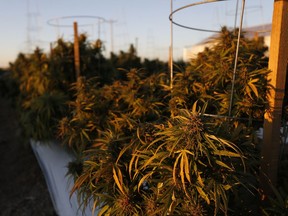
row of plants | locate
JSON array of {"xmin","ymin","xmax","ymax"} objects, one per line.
[
  {"xmin": 1, "ymin": 27, "xmax": 287, "ymax": 215},
  {"xmin": 5, "ymin": 35, "xmax": 171, "ymax": 141}
]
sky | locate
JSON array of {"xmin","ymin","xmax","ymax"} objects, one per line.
[{"xmin": 0, "ymin": 0, "xmax": 273, "ymax": 68}]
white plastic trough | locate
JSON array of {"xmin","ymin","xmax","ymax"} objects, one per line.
[{"xmin": 30, "ymin": 140, "xmax": 98, "ymax": 216}]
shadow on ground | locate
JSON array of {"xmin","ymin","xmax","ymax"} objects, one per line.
[{"xmin": 0, "ymin": 97, "xmax": 57, "ymax": 216}]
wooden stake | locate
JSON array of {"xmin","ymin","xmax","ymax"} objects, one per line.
[
  {"xmin": 74, "ymin": 22, "xmax": 80, "ymax": 79},
  {"xmin": 261, "ymin": 0, "xmax": 288, "ymax": 195}
]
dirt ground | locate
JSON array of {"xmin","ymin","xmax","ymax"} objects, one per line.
[{"xmin": 0, "ymin": 97, "xmax": 57, "ymax": 216}]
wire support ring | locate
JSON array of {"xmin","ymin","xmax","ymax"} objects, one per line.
[
  {"xmin": 47, "ymin": 15, "xmax": 107, "ymax": 28},
  {"xmin": 169, "ymin": 0, "xmax": 227, "ymax": 33}
]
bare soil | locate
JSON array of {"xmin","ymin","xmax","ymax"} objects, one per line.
[{"xmin": 0, "ymin": 97, "xmax": 57, "ymax": 216}]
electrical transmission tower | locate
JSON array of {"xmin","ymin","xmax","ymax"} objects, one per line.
[{"xmin": 26, "ymin": 0, "xmax": 41, "ymax": 53}]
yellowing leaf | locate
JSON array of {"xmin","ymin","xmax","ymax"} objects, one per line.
[
  {"xmin": 172, "ymin": 191, "xmax": 176, "ymax": 201},
  {"xmin": 248, "ymin": 79, "xmax": 259, "ymax": 97},
  {"xmin": 182, "ymin": 151, "xmax": 191, "ymax": 183},
  {"xmin": 214, "ymin": 150, "xmax": 241, "ymax": 157},
  {"xmin": 98, "ymin": 204, "xmax": 110, "ymax": 216},
  {"xmin": 173, "ymin": 153, "xmax": 182, "ymax": 184},
  {"xmin": 113, "ymin": 167, "xmax": 125, "ymax": 195},
  {"xmin": 223, "ymin": 184, "xmax": 232, "ymax": 190},
  {"xmin": 196, "ymin": 186, "xmax": 210, "ymax": 204},
  {"xmin": 197, "ymin": 172, "xmax": 204, "ymax": 187},
  {"xmin": 215, "ymin": 160, "xmax": 233, "ymax": 171}
]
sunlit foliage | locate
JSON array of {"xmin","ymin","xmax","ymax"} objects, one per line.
[{"xmin": 6, "ymin": 27, "xmax": 286, "ymax": 215}]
